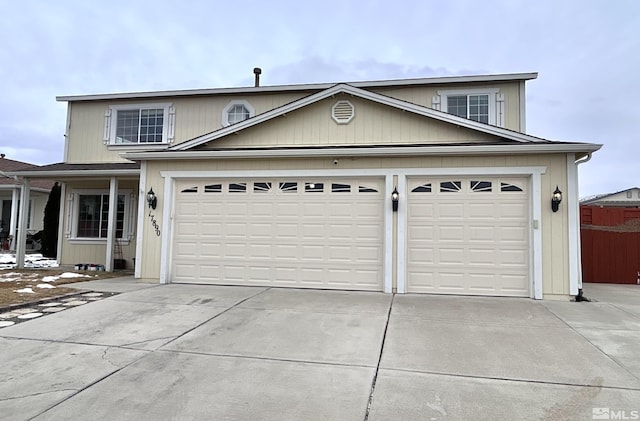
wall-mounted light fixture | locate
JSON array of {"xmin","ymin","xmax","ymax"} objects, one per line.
[
  {"xmin": 551, "ymin": 185, "xmax": 562, "ymax": 212},
  {"xmin": 147, "ymin": 188, "xmax": 157, "ymax": 210},
  {"xmin": 392, "ymin": 187, "xmax": 399, "ymax": 212}
]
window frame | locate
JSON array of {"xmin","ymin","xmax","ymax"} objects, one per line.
[
  {"xmin": 437, "ymin": 88, "xmax": 500, "ymax": 126},
  {"xmin": 104, "ymin": 103, "xmax": 174, "ymax": 147},
  {"xmin": 68, "ymin": 189, "xmax": 134, "ymax": 244},
  {"xmin": 222, "ymin": 100, "xmax": 255, "ymax": 127}
]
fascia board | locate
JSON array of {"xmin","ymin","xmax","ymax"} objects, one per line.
[
  {"xmin": 6, "ymin": 169, "xmax": 141, "ymax": 178},
  {"xmin": 124, "ymin": 142, "xmax": 603, "ymax": 161},
  {"xmin": 56, "ymin": 72, "xmax": 538, "ymax": 102}
]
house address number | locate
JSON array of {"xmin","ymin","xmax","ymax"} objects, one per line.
[{"xmin": 148, "ymin": 211, "xmax": 161, "ymax": 236}]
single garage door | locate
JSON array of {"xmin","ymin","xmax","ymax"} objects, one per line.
[
  {"xmin": 172, "ymin": 178, "xmax": 384, "ymax": 290},
  {"xmin": 407, "ymin": 177, "xmax": 530, "ymax": 296}
]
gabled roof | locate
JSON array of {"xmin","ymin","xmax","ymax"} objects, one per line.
[
  {"xmin": 170, "ymin": 83, "xmax": 556, "ymax": 152},
  {"xmin": 0, "ymin": 156, "xmax": 54, "ymax": 190},
  {"xmin": 581, "ymin": 187, "xmax": 640, "ymax": 205},
  {"xmin": 56, "ymin": 72, "xmax": 539, "ymax": 102}
]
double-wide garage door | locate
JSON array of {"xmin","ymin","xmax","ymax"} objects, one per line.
[{"xmin": 172, "ymin": 178, "xmax": 384, "ymax": 290}]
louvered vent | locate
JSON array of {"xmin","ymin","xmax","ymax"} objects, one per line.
[{"xmin": 331, "ymin": 100, "xmax": 355, "ymax": 124}]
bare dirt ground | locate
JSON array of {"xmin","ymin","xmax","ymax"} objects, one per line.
[{"xmin": 0, "ymin": 269, "xmax": 130, "ymax": 307}]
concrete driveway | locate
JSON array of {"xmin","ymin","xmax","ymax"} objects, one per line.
[{"xmin": 1, "ymin": 279, "xmax": 639, "ymax": 420}]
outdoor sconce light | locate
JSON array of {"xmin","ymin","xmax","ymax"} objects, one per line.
[
  {"xmin": 392, "ymin": 187, "xmax": 399, "ymax": 212},
  {"xmin": 147, "ymin": 188, "xmax": 157, "ymax": 210},
  {"xmin": 551, "ymin": 185, "xmax": 562, "ymax": 212}
]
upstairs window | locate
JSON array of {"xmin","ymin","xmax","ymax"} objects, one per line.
[
  {"xmin": 447, "ymin": 95, "xmax": 489, "ymax": 124},
  {"xmin": 222, "ymin": 100, "xmax": 255, "ymax": 127},
  {"xmin": 436, "ymin": 88, "xmax": 501, "ymax": 126},
  {"xmin": 104, "ymin": 103, "xmax": 174, "ymax": 145}
]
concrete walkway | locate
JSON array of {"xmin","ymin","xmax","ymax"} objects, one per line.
[{"xmin": 0, "ymin": 279, "xmax": 638, "ymax": 420}]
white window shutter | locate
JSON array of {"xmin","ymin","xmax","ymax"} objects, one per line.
[
  {"xmin": 66, "ymin": 193, "xmax": 75, "ymax": 238},
  {"xmin": 432, "ymin": 95, "xmax": 441, "ymax": 111},
  {"xmin": 103, "ymin": 108, "xmax": 112, "ymax": 143},
  {"xmin": 496, "ymin": 93, "xmax": 505, "ymax": 127},
  {"xmin": 168, "ymin": 106, "xmax": 176, "ymax": 141}
]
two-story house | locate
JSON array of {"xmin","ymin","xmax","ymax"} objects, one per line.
[{"xmin": 10, "ymin": 71, "xmax": 601, "ymax": 300}]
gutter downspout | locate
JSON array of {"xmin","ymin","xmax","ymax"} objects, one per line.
[{"xmin": 574, "ymin": 152, "xmax": 592, "ymax": 302}]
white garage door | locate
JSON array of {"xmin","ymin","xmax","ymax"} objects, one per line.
[
  {"xmin": 407, "ymin": 177, "xmax": 530, "ymax": 296},
  {"xmin": 172, "ymin": 178, "xmax": 384, "ymax": 290}
]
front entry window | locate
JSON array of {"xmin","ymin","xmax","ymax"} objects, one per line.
[{"xmin": 77, "ymin": 194, "xmax": 125, "ymax": 238}]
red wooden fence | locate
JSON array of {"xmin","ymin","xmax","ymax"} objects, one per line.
[{"xmin": 580, "ymin": 206, "xmax": 640, "ymax": 284}]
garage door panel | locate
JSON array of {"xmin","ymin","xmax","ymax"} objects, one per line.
[
  {"xmin": 172, "ymin": 178, "xmax": 383, "ymax": 291},
  {"xmin": 438, "ymin": 226, "xmax": 464, "ymax": 241},
  {"xmin": 468, "ymin": 203, "xmax": 496, "ymax": 219},
  {"xmin": 469, "ymin": 249, "xmax": 497, "ymax": 265},
  {"xmin": 437, "ymin": 203, "xmax": 465, "ymax": 218},
  {"xmin": 438, "ymin": 248, "xmax": 465, "ymax": 264},
  {"xmin": 201, "ymin": 202, "xmax": 223, "ymax": 217},
  {"xmin": 408, "ymin": 176, "xmax": 529, "ymax": 297},
  {"xmin": 469, "ymin": 226, "xmax": 496, "ymax": 242},
  {"xmin": 302, "ymin": 245, "xmax": 325, "ymax": 260},
  {"xmin": 408, "ymin": 203, "xmax": 434, "ymax": 218},
  {"xmin": 251, "ymin": 202, "xmax": 274, "ymax": 216}
]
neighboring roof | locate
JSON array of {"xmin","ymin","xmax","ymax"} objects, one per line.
[
  {"xmin": 6, "ymin": 162, "xmax": 141, "ymax": 178},
  {"xmin": 160, "ymin": 83, "xmax": 599, "ymax": 153},
  {"xmin": 0, "ymin": 156, "xmax": 54, "ymax": 190},
  {"xmin": 581, "ymin": 187, "xmax": 640, "ymax": 205},
  {"xmin": 56, "ymin": 72, "xmax": 539, "ymax": 102}
]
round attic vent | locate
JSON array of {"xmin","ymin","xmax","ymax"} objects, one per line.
[{"xmin": 332, "ymin": 100, "xmax": 355, "ymax": 124}]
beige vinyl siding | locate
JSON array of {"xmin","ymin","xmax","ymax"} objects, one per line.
[
  {"xmin": 204, "ymin": 96, "xmax": 501, "ymax": 149},
  {"xmin": 372, "ymin": 81, "xmax": 522, "ymax": 131},
  {"xmin": 172, "ymin": 92, "xmax": 306, "ymax": 141},
  {"xmin": 64, "ymin": 82, "xmax": 523, "ymax": 164},
  {"xmin": 65, "ymin": 93, "xmax": 308, "ymax": 164},
  {"xmin": 141, "ymin": 153, "xmax": 570, "ymax": 298}
]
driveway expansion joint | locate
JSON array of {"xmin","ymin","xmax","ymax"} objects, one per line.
[
  {"xmin": 363, "ymin": 293, "xmax": 394, "ymax": 421},
  {"xmin": 377, "ymin": 367, "xmax": 640, "ymax": 392}
]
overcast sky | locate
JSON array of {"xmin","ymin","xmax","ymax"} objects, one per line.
[{"xmin": 1, "ymin": 0, "xmax": 638, "ymax": 197}]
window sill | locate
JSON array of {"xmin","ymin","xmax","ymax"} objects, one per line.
[
  {"xmin": 106, "ymin": 143, "xmax": 170, "ymax": 151},
  {"xmin": 68, "ymin": 238, "xmax": 131, "ymax": 245}
]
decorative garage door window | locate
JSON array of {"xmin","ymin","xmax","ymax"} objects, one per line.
[
  {"xmin": 440, "ymin": 181, "xmax": 462, "ymax": 192},
  {"xmin": 500, "ymin": 182, "xmax": 523, "ymax": 192},
  {"xmin": 177, "ymin": 180, "xmax": 381, "ymax": 195},
  {"xmin": 205, "ymin": 184, "xmax": 222, "ymax": 193},
  {"xmin": 470, "ymin": 181, "xmax": 492, "ymax": 192},
  {"xmin": 411, "ymin": 183, "xmax": 432, "ymax": 193}
]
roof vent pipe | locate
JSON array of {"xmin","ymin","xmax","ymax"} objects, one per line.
[{"xmin": 253, "ymin": 67, "xmax": 262, "ymax": 87}]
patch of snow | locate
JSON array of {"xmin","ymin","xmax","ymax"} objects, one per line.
[
  {"xmin": 59, "ymin": 272, "xmax": 90, "ymax": 279},
  {"xmin": 0, "ymin": 321, "xmax": 15, "ymax": 327},
  {"xmin": 41, "ymin": 276, "xmax": 59, "ymax": 283},
  {"xmin": 14, "ymin": 287, "xmax": 35, "ymax": 293},
  {"xmin": 1, "ymin": 272, "xmax": 21, "ymax": 277},
  {"xmin": 0, "ymin": 253, "xmax": 59, "ymax": 269},
  {"xmin": 17, "ymin": 313, "xmax": 43, "ymax": 319},
  {"xmin": 37, "ymin": 284, "xmax": 56, "ymax": 289},
  {"xmin": 0, "ymin": 277, "xmax": 20, "ymax": 283}
]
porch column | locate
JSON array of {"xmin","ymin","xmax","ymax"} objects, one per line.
[
  {"xmin": 16, "ymin": 179, "xmax": 30, "ymax": 269},
  {"xmin": 105, "ymin": 177, "xmax": 118, "ymax": 272},
  {"xmin": 9, "ymin": 187, "xmax": 19, "ymax": 249}
]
